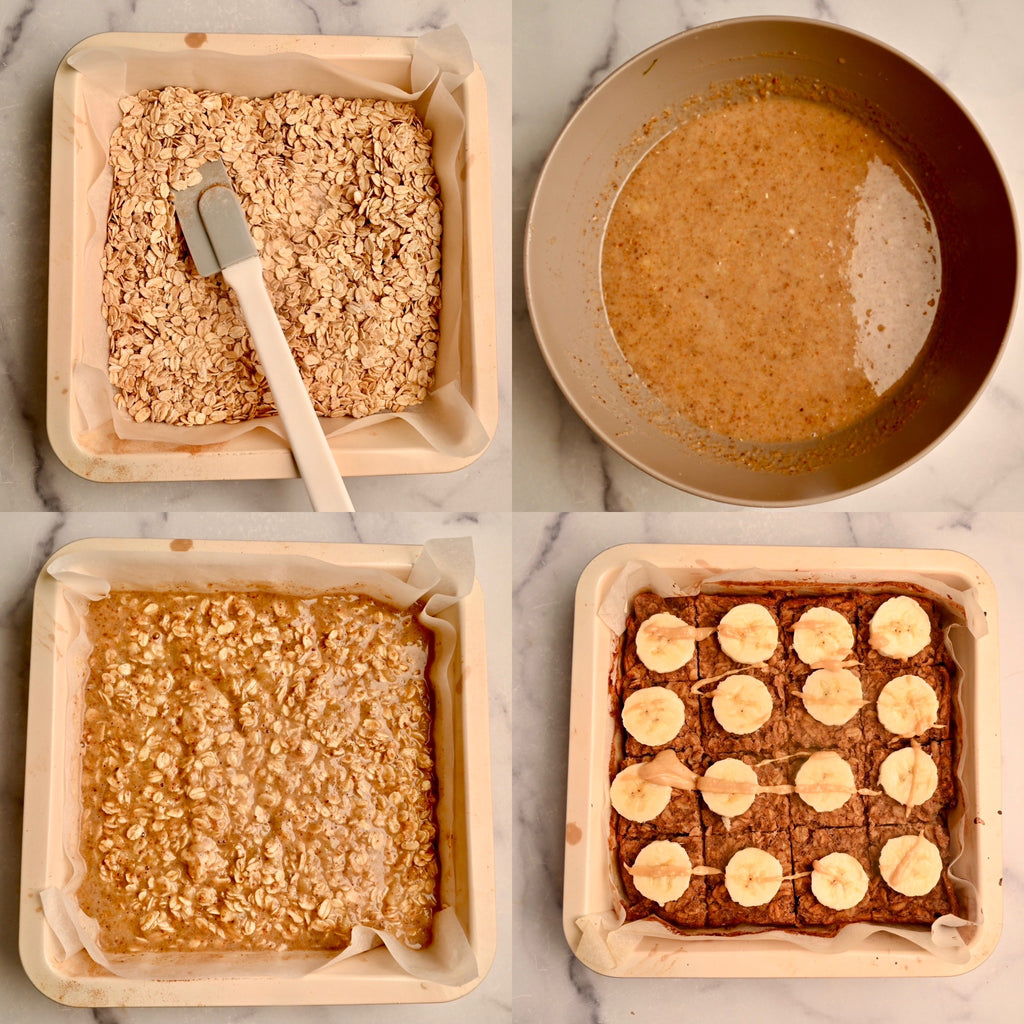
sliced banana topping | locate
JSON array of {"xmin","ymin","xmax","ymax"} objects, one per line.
[
  {"xmin": 869, "ymin": 596, "xmax": 931, "ymax": 659},
  {"xmin": 699, "ymin": 757, "xmax": 759, "ymax": 818},
  {"xmin": 792, "ymin": 607, "xmax": 855, "ymax": 667},
  {"xmin": 636, "ymin": 612, "xmax": 699, "ymax": 673},
  {"xmin": 878, "ymin": 743, "xmax": 938, "ymax": 808},
  {"xmin": 711, "ymin": 674, "xmax": 774, "ymax": 734},
  {"xmin": 610, "ymin": 762, "xmax": 672, "ymax": 822},
  {"xmin": 717, "ymin": 603, "xmax": 779, "ymax": 664},
  {"xmin": 628, "ymin": 840, "xmax": 693, "ymax": 905},
  {"xmin": 810, "ymin": 852, "xmax": 870, "ymax": 910},
  {"xmin": 878, "ymin": 833, "xmax": 943, "ymax": 896},
  {"xmin": 622, "ymin": 686, "xmax": 686, "ymax": 746},
  {"xmin": 876, "ymin": 675, "xmax": 940, "ymax": 737},
  {"xmin": 794, "ymin": 751, "xmax": 856, "ymax": 812},
  {"xmin": 724, "ymin": 847, "xmax": 783, "ymax": 907},
  {"xmin": 800, "ymin": 668, "xmax": 864, "ymax": 726}
]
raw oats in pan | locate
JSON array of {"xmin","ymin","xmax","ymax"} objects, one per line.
[
  {"xmin": 76, "ymin": 589, "xmax": 439, "ymax": 953},
  {"xmin": 102, "ymin": 87, "xmax": 442, "ymax": 426}
]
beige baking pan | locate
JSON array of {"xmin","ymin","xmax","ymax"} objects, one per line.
[
  {"xmin": 48, "ymin": 32, "xmax": 497, "ymax": 482},
  {"xmin": 20, "ymin": 538, "xmax": 496, "ymax": 1006},
  {"xmin": 564, "ymin": 544, "xmax": 1001, "ymax": 977}
]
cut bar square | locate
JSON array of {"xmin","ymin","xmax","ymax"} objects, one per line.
[
  {"xmin": 705, "ymin": 830, "xmax": 795, "ymax": 929},
  {"xmin": 857, "ymin": 593, "xmax": 942, "ymax": 672},
  {"xmin": 698, "ymin": 666, "xmax": 793, "ymax": 759},
  {"xmin": 788, "ymin": 751, "xmax": 868, "ymax": 830},
  {"xmin": 615, "ymin": 756, "xmax": 704, "ymax": 838},
  {"xmin": 866, "ymin": 739, "xmax": 958, "ymax": 827},
  {"xmin": 695, "ymin": 593, "xmax": 784, "ymax": 680},
  {"xmin": 860, "ymin": 663, "xmax": 954, "ymax": 749},
  {"xmin": 699, "ymin": 753, "xmax": 790, "ymax": 835},
  {"xmin": 867, "ymin": 822, "xmax": 959, "ymax": 924},
  {"xmin": 791, "ymin": 825, "xmax": 880, "ymax": 928},
  {"xmin": 617, "ymin": 828, "xmax": 708, "ymax": 928}
]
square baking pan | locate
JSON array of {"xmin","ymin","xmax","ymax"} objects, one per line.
[
  {"xmin": 564, "ymin": 544, "xmax": 1002, "ymax": 977},
  {"xmin": 20, "ymin": 538, "xmax": 495, "ymax": 1006},
  {"xmin": 47, "ymin": 32, "xmax": 497, "ymax": 482}
]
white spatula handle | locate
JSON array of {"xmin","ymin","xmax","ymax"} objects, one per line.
[{"xmin": 222, "ymin": 257, "xmax": 353, "ymax": 513}]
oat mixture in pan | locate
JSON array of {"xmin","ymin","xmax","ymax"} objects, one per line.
[
  {"xmin": 611, "ymin": 589, "xmax": 960, "ymax": 933},
  {"xmin": 103, "ymin": 87, "xmax": 442, "ymax": 425},
  {"xmin": 77, "ymin": 590, "xmax": 439, "ymax": 953}
]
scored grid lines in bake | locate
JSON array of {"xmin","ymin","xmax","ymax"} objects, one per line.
[{"xmin": 611, "ymin": 589, "xmax": 959, "ymax": 931}]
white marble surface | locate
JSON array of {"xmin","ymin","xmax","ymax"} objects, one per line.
[{"xmin": 1, "ymin": 0, "xmax": 1022, "ymax": 1022}]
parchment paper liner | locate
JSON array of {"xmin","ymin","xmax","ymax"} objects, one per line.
[
  {"xmin": 39, "ymin": 538, "xmax": 478, "ymax": 985},
  {"xmin": 69, "ymin": 25, "xmax": 489, "ymax": 461},
  {"xmin": 574, "ymin": 559, "xmax": 983, "ymax": 970}
]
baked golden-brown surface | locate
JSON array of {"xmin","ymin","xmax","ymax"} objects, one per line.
[{"xmin": 610, "ymin": 589, "xmax": 960, "ymax": 934}]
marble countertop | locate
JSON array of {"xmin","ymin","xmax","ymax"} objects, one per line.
[{"xmin": 2, "ymin": 0, "xmax": 1021, "ymax": 1021}]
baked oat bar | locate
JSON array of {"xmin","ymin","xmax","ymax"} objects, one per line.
[
  {"xmin": 857, "ymin": 593, "xmax": 942, "ymax": 672},
  {"xmin": 791, "ymin": 825, "xmax": 879, "ymax": 928},
  {"xmin": 860, "ymin": 663, "xmax": 953, "ymax": 749},
  {"xmin": 617, "ymin": 828, "xmax": 707, "ymax": 928},
  {"xmin": 704, "ymin": 830, "xmax": 796, "ymax": 929},
  {"xmin": 614, "ymin": 756, "xmax": 704, "ymax": 838},
  {"xmin": 698, "ymin": 753, "xmax": 791, "ymax": 835},
  {"xmin": 867, "ymin": 822, "xmax": 959, "ymax": 924},
  {"xmin": 866, "ymin": 739, "xmax": 958, "ymax": 827},
  {"xmin": 611, "ymin": 586, "xmax": 962, "ymax": 937}
]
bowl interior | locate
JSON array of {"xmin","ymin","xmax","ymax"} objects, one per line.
[{"xmin": 524, "ymin": 17, "xmax": 1018, "ymax": 505}]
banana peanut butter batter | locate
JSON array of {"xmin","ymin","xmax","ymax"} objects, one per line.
[{"xmin": 602, "ymin": 89, "xmax": 941, "ymax": 444}]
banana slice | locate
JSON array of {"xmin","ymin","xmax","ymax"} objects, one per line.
[
  {"xmin": 794, "ymin": 751, "xmax": 856, "ymax": 812},
  {"xmin": 878, "ymin": 744, "xmax": 938, "ymax": 807},
  {"xmin": 717, "ymin": 603, "xmax": 779, "ymax": 663},
  {"xmin": 792, "ymin": 607, "xmax": 855, "ymax": 666},
  {"xmin": 711, "ymin": 674, "xmax": 774, "ymax": 734},
  {"xmin": 629, "ymin": 840, "xmax": 693, "ymax": 905},
  {"xmin": 810, "ymin": 852, "xmax": 870, "ymax": 910},
  {"xmin": 876, "ymin": 675, "xmax": 939, "ymax": 737},
  {"xmin": 622, "ymin": 686, "xmax": 686, "ymax": 746},
  {"xmin": 878, "ymin": 834, "xmax": 943, "ymax": 897},
  {"xmin": 610, "ymin": 762, "xmax": 672, "ymax": 822},
  {"xmin": 724, "ymin": 847, "xmax": 783, "ymax": 907},
  {"xmin": 699, "ymin": 757, "xmax": 759, "ymax": 818},
  {"xmin": 636, "ymin": 612, "xmax": 697, "ymax": 673},
  {"xmin": 801, "ymin": 668, "xmax": 863, "ymax": 725},
  {"xmin": 869, "ymin": 596, "xmax": 931, "ymax": 659}
]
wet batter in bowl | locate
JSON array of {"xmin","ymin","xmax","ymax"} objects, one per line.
[{"xmin": 601, "ymin": 88, "xmax": 941, "ymax": 444}]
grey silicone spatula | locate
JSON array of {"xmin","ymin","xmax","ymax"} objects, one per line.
[{"xmin": 172, "ymin": 159, "xmax": 353, "ymax": 513}]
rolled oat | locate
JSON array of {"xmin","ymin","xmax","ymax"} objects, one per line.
[
  {"xmin": 102, "ymin": 88, "xmax": 442, "ymax": 425},
  {"xmin": 77, "ymin": 590, "xmax": 439, "ymax": 953}
]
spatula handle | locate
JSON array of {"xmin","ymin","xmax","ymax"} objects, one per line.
[{"xmin": 221, "ymin": 257, "xmax": 354, "ymax": 513}]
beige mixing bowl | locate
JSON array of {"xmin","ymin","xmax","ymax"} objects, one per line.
[{"xmin": 524, "ymin": 17, "xmax": 1018, "ymax": 505}]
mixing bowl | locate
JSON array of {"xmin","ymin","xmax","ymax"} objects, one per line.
[{"xmin": 524, "ymin": 17, "xmax": 1017, "ymax": 505}]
